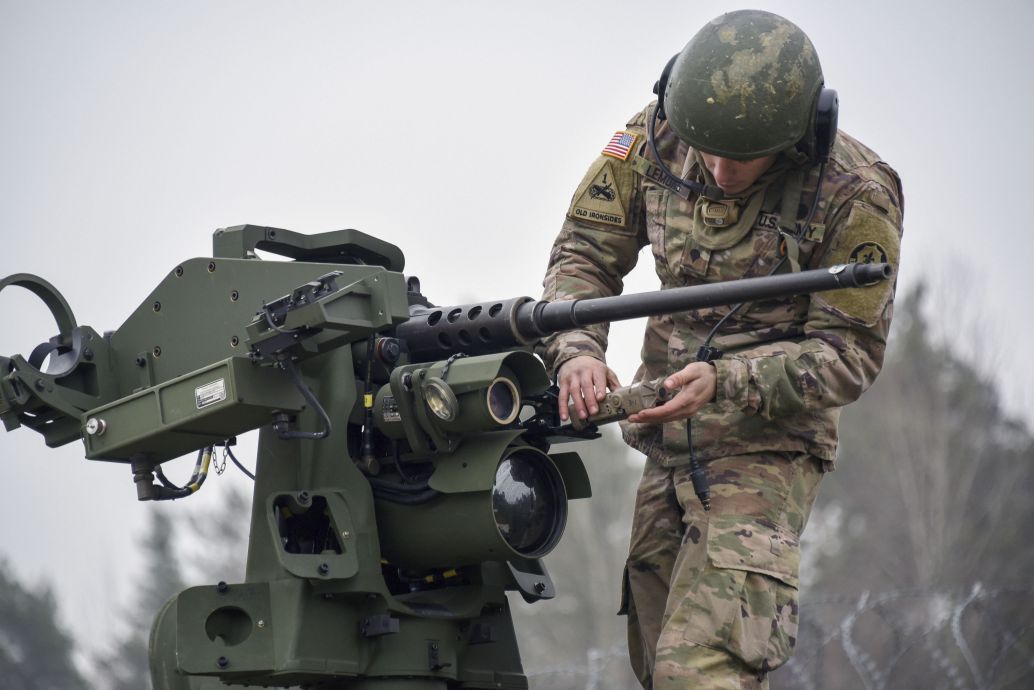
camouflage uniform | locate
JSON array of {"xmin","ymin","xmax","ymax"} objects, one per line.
[{"xmin": 540, "ymin": 106, "xmax": 903, "ymax": 689}]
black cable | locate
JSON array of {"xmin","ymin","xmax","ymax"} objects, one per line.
[
  {"xmin": 225, "ymin": 445, "xmax": 255, "ymax": 481},
  {"xmin": 392, "ymin": 441, "xmax": 413, "ymax": 483},
  {"xmin": 360, "ymin": 336, "xmax": 376, "ymax": 468},
  {"xmin": 151, "ymin": 447, "xmax": 212, "ymax": 500},
  {"xmin": 686, "ymin": 161, "xmax": 829, "ymax": 511},
  {"xmin": 700, "ymin": 161, "xmax": 827, "ymax": 348},
  {"xmin": 646, "ymin": 104, "xmax": 726, "ymax": 201},
  {"xmin": 367, "ymin": 476, "xmax": 441, "ymax": 505},
  {"xmin": 263, "ymin": 304, "xmax": 301, "ymax": 335},
  {"xmin": 274, "ymin": 357, "xmax": 332, "ymax": 440}
]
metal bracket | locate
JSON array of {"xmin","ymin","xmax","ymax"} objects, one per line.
[
  {"xmin": 427, "ymin": 640, "xmax": 452, "ymax": 672},
  {"xmin": 359, "ymin": 614, "xmax": 399, "ymax": 638}
]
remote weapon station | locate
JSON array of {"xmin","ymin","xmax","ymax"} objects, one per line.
[{"xmin": 0, "ymin": 226, "xmax": 889, "ymax": 689}]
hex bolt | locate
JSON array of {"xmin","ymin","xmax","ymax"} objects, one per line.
[
  {"xmin": 34, "ymin": 379, "xmax": 45, "ymax": 391},
  {"xmin": 216, "ymin": 581, "xmax": 229, "ymax": 594},
  {"xmin": 297, "ymin": 490, "xmax": 311, "ymax": 504},
  {"xmin": 135, "ymin": 356, "xmax": 147, "ymax": 367},
  {"xmin": 318, "ymin": 562, "xmax": 330, "ymax": 576},
  {"xmin": 83, "ymin": 347, "xmax": 94, "ymax": 361},
  {"xmin": 217, "ymin": 656, "xmax": 229, "ymax": 669},
  {"xmin": 208, "ymin": 262, "xmax": 217, "ymax": 273},
  {"xmin": 534, "ymin": 581, "xmax": 547, "ymax": 594},
  {"xmin": 257, "ymin": 620, "xmax": 266, "ymax": 629}
]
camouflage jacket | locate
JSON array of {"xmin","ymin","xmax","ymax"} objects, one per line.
[{"xmin": 540, "ymin": 105, "xmax": 904, "ymax": 466}]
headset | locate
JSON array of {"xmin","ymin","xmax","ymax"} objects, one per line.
[{"xmin": 648, "ymin": 53, "xmax": 839, "ymax": 200}]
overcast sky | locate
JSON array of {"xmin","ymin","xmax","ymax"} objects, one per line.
[{"xmin": 1, "ymin": 0, "xmax": 1032, "ymax": 651}]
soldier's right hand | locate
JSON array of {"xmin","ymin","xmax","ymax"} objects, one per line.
[{"xmin": 556, "ymin": 356, "xmax": 621, "ymax": 422}]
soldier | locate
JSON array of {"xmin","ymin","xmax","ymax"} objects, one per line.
[{"xmin": 539, "ymin": 10, "xmax": 903, "ymax": 690}]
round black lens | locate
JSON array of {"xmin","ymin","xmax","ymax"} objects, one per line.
[
  {"xmin": 487, "ymin": 378, "xmax": 519, "ymax": 424},
  {"xmin": 491, "ymin": 450, "xmax": 566, "ymax": 557}
]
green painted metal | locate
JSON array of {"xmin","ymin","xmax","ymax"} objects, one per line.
[{"xmin": 0, "ymin": 224, "xmax": 888, "ymax": 688}]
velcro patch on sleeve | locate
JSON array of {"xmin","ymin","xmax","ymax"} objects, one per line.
[
  {"xmin": 567, "ymin": 156, "xmax": 634, "ymax": 229},
  {"xmin": 602, "ymin": 130, "xmax": 638, "ymax": 160},
  {"xmin": 814, "ymin": 201, "xmax": 901, "ymax": 327}
]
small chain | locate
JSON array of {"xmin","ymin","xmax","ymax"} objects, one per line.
[{"xmin": 213, "ymin": 446, "xmax": 228, "ymax": 476}]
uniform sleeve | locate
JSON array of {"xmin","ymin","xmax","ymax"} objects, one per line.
[
  {"xmin": 712, "ymin": 178, "xmax": 904, "ymax": 419},
  {"xmin": 539, "ymin": 141, "xmax": 649, "ymax": 377}
]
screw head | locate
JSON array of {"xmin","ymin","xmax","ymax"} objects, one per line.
[
  {"xmin": 85, "ymin": 418, "xmax": 107, "ymax": 436},
  {"xmin": 217, "ymin": 656, "xmax": 229, "ymax": 668},
  {"xmin": 216, "ymin": 581, "xmax": 229, "ymax": 593},
  {"xmin": 318, "ymin": 562, "xmax": 330, "ymax": 575}
]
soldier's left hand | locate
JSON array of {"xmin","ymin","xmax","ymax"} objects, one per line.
[{"xmin": 627, "ymin": 362, "xmax": 716, "ymax": 424}]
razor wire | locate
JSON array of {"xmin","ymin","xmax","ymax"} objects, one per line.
[{"xmin": 523, "ymin": 585, "xmax": 1034, "ymax": 690}]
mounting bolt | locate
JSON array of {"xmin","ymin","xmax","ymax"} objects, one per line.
[
  {"xmin": 534, "ymin": 581, "xmax": 547, "ymax": 594},
  {"xmin": 135, "ymin": 356, "xmax": 147, "ymax": 367},
  {"xmin": 85, "ymin": 418, "xmax": 107, "ymax": 437},
  {"xmin": 257, "ymin": 619, "xmax": 266, "ymax": 629},
  {"xmin": 318, "ymin": 562, "xmax": 330, "ymax": 576},
  {"xmin": 216, "ymin": 581, "xmax": 229, "ymax": 594},
  {"xmin": 217, "ymin": 656, "xmax": 229, "ymax": 669}
]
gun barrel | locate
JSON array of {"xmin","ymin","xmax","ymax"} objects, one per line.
[
  {"xmin": 399, "ymin": 262, "xmax": 890, "ymax": 363},
  {"xmin": 524, "ymin": 262, "xmax": 890, "ymax": 334}
]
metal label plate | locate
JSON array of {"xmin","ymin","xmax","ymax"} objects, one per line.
[{"xmin": 195, "ymin": 379, "xmax": 227, "ymax": 409}]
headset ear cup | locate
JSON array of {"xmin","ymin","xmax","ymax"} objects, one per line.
[
  {"xmin": 653, "ymin": 54, "xmax": 679, "ymax": 121},
  {"xmin": 813, "ymin": 88, "xmax": 839, "ymax": 162}
]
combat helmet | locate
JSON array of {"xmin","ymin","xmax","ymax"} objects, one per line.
[{"xmin": 661, "ymin": 10, "xmax": 829, "ymax": 161}]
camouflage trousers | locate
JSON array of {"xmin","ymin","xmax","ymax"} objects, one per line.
[{"xmin": 620, "ymin": 451, "xmax": 825, "ymax": 689}]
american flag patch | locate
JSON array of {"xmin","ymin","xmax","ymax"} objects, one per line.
[{"xmin": 602, "ymin": 131, "xmax": 637, "ymax": 160}]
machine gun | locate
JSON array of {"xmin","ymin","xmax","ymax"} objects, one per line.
[{"xmin": 0, "ymin": 225, "xmax": 890, "ymax": 689}]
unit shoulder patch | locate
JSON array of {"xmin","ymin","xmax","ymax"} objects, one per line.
[
  {"xmin": 567, "ymin": 157, "xmax": 633, "ymax": 229},
  {"xmin": 814, "ymin": 201, "xmax": 901, "ymax": 327},
  {"xmin": 847, "ymin": 241, "xmax": 888, "ymax": 265}
]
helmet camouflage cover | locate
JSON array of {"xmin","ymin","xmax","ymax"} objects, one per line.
[{"xmin": 664, "ymin": 10, "xmax": 824, "ymax": 160}]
